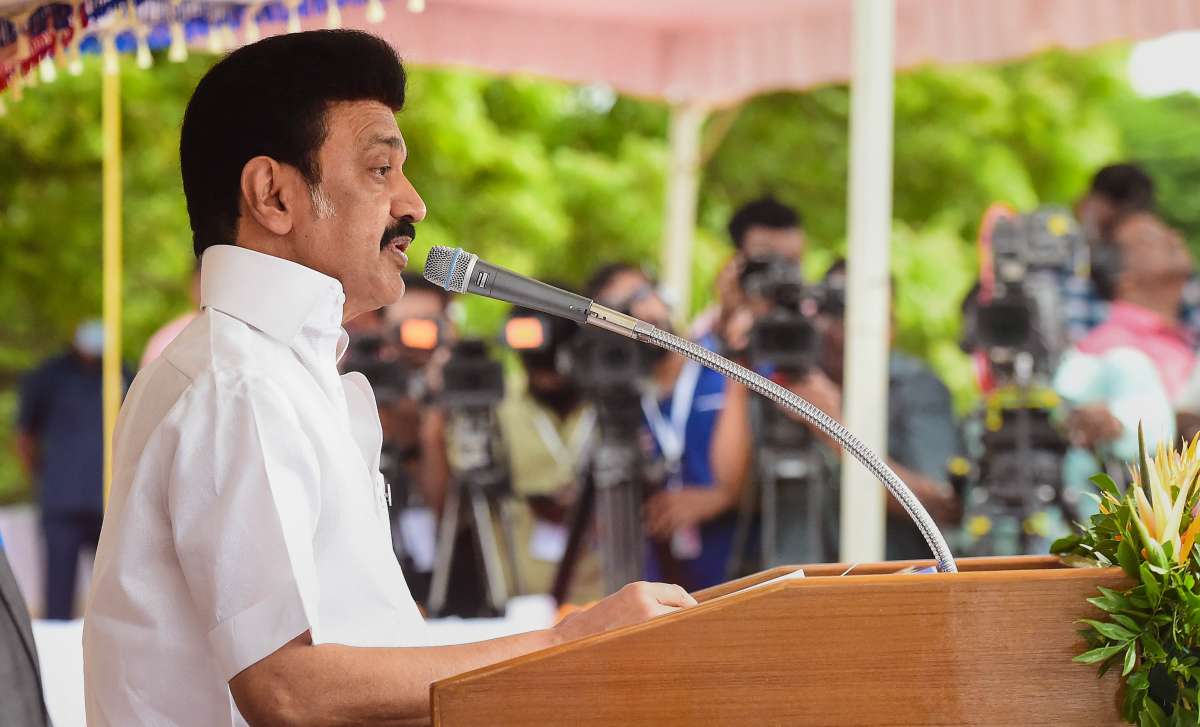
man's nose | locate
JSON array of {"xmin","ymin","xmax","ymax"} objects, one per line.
[{"xmin": 392, "ymin": 175, "xmax": 426, "ymax": 223}]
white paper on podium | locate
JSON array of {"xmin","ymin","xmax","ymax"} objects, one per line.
[{"xmin": 708, "ymin": 568, "xmax": 806, "ymax": 603}]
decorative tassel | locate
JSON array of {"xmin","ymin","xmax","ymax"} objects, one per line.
[
  {"xmin": 68, "ymin": 37, "xmax": 84, "ymax": 75},
  {"xmin": 407, "ymin": 0, "xmax": 425, "ymax": 12},
  {"xmin": 168, "ymin": 19, "xmax": 187, "ymax": 61},
  {"xmin": 286, "ymin": 0, "xmax": 302, "ymax": 34},
  {"xmin": 366, "ymin": 0, "xmax": 385, "ymax": 24},
  {"xmin": 206, "ymin": 23, "xmax": 224, "ymax": 54},
  {"xmin": 326, "ymin": 0, "xmax": 342, "ymax": 29},
  {"xmin": 39, "ymin": 54, "xmax": 57, "ymax": 82},
  {"xmin": 243, "ymin": 5, "xmax": 261, "ymax": 43}
]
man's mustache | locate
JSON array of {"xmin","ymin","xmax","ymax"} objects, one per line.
[{"xmin": 380, "ymin": 220, "xmax": 417, "ymax": 248}]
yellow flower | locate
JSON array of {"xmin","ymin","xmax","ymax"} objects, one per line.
[{"xmin": 1129, "ymin": 432, "xmax": 1200, "ymax": 562}]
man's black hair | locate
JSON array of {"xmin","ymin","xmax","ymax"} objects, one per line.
[
  {"xmin": 584, "ymin": 262, "xmax": 646, "ymax": 300},
  {"xmin": 181, "ymin": 30, "xmax": 407, "ymax": 258},
  {"xmin": 402, "ymin": 271, "xmax": 452, "ymax": 306},
  {"xmin": 1088, "ymin": 163, "xmax": 1156, "ymax": 213},
  {"xmin": 727, "ymin": 196, "xmax": 802, "ymax": 250}
]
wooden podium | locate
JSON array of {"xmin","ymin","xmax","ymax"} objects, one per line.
[{"xmin": 431, "ymin": 556, "xmax": 1129, "ymax": 725}]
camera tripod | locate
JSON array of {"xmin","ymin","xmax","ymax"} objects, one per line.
[
  {"xmin": 426, "ymin": 407, "xmax": 524, "ymax": 617},
  {"xmin": 552, "ymin": 393, "xmax": 673, "ymax": 604},
  {"xmin": 729, "ymin": 393, "xmax": 836, "ymax": 576}
]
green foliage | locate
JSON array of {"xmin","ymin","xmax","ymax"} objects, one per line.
[
  {"xmin": 1053, "ymin": 434, "xmax": 1200, "ymax": 725},
  {"xmin": 3, "ymin": 44, "xmax": 1200, "ymax": 504}
]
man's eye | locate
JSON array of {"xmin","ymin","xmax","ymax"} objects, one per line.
[{"xmin": 373, "ymin": 166, "xmax": 391, "ymax": 177}]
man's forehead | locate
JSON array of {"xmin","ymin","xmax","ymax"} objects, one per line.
[{"xmin": 324, "ymin": 100, "xmax": 404, "ymax": 149}]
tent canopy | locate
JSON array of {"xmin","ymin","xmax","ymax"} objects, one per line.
[{"xmin": 4, "ymin": 0, "xmax": 1200, "ymax": 104}]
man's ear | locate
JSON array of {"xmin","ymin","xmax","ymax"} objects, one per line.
[{"xmin": 239, "ymin": 156, "xmax": 297, "ymax": 236}]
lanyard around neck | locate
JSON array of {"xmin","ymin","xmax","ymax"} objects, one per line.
[
  {"xmin": 641, "ymin": 359, "xmax": 701, "ymax": 467},
  {"xmin": 531, "ymin": 406, "xmax": 597, "ymax": 471}
]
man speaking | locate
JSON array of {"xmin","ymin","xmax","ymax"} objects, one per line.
[{"xmin": 83, "ymin": 30, "xmax": 694, "ymax": 726}]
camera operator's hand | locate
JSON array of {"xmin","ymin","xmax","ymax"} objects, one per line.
[
  {"xmin": 785, "ymin": 370, "xmax": 843, "ymax": 426},
  {"xmin": 1066, "ymin": 403, "xmax": 1123, "ymax": 448},
  {"xmin": 644, "ymin": 487, "xmax": 729, "ymax": 538},
  {"xmin": 552, "ymin": 581, "xmax": 697, "ymax": 642}
]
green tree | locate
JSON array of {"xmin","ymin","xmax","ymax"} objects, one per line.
[{"xmin": 1, "ymin": 43, "xmax": 1195, "ymax": 503}]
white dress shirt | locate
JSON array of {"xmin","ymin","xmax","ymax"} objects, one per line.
[{"xmin": 83, "ymin": 245, "xmax": 426, "ymax": 726}]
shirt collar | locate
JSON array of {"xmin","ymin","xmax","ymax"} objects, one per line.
[
  {"xmin": 200, "ymin": 244, "xmax": 348, "ymax": 354},
  {"xmin": 1107, "ymin": 300, "xmax": 1192, "ymax": 343}
]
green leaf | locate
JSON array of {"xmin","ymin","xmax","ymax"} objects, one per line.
[
  {"xmin": 1120, "ymin": 539, "xmax": 1142, "ymax": 579},
  {"xmin": 1052, "ymin": 534, "xmax": 1084, "ymax": 554},
  {"xmin": 1140, "ymin": 698, "xmax": 1168, "ymax": 727},
  {"xmin": 1088, "ymin": 595, "xmax": 1123, "ymax": 614},
  {"xmin": 1138, "ymin": 422, "xmax": 1152, "ymax": 490},
  {"xmin": 1127, "ymin": 669, "xmax": 1150, "ymax": 692},
  {"xmin": 1075, "ymin": 643, "xmax": 1127, "ymax": 664},
  {"xmin": 1141, "ymin": 632, "xmax": 1167, "ymax": 660},
  {"xmin": 1141, "ymin": 564, "xmax": 1164, "ymax": 607},
  {"xmin": 1112, "ymin": 614, "xmax": 1142, "ymax": 633},
  {"xmin": 1123, "ymin": 643, "xmax": 1138, "ymax": 675},
  {"xmin": 1082, "ymin": 618, "xmax": 1136, "ymax": 641},
  {"xmin": 1134, "ymin": 516, "xmax": 1170, "ymax": 571},
  {"xmin": 1091, "ymin": 472, "xmax": 1122, "ymax": 500}
]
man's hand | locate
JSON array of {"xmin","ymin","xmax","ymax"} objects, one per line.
[
  {"xmin": 785, "ymin": 369, "xmax": 843, "ymax": 423},
  {"xmin": 644, "ymin": 488, "xmax": 725, "ymax": 538},
  {"xmin": 1066, "ymin": 404, "xmax": 1123, "ymax": 448},
  {"xmin": 553, "ymin": 581, "xmax": 697, "ymax": 643}
]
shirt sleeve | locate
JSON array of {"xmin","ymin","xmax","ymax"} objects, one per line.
[
  {"xmin": 166, "ymin": 370, "xmax": 323, "ymax": 682},
  {"xmin": 890, "ymin": 367, "xmax": 958, "ymax": 481}
]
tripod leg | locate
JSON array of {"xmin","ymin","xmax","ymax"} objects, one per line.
[
  {"xmin": 427, "ymin": 484, "xmax": 461, "ymax": 617},
  {"xmin": 497, "ymin": 495, "xmax": 524, "ymax": 596},
  {"xmin": 551, "ymin": 477, "xmax": 595, "ymax": 605},
  {"xmin": 470, "ymin": 489, "xmax": 509, "ymax": 613}
]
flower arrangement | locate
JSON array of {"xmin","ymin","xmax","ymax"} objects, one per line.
[{"xmin": 1052, "ymin": 427, "xmax": 1200, "ymax": 726}]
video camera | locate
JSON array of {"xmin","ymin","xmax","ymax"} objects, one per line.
[
  {"xmin": 341, "ymin": 318, "xmax": 443, "ymax": 403},
  {"xmin": 739, "ymin": 255, "xmax": 823, "ymax": 377},
  {"xmin": 967, "ymin": 207, "xmax": 1084, "ymax": 382},
  {"xmin": 958, "ymin": 206, "xmax": 1085, "ymax": 556}
]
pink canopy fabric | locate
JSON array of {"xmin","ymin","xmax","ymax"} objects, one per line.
[
  {"xmin": 3, "ymin": 0, "xmax": 1199, "ymax": 103},
  {"xmin": 362, "ymin": 0, "xmax": 1200, "ymax": 105}
]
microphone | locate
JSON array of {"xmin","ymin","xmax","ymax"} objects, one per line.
[
  {"xmin": 423, "ymin": 245, "xmax": 643, "ymax": 339},
  {"xmin": 423, "ymin": 246, "xmax": 958, "ymax": 573}
]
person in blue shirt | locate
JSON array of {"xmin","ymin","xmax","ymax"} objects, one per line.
[
  {"xmin": 584, "ymin": 263, "xmax": 752, "ymax": 591},
  {"xmin": 16, "ymin": 320, "xmax": 130, "ymax": 619}
]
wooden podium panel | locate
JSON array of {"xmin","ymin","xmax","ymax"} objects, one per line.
[{"xmin": 431, "ymin": 556, "xmax": 1128, "ymax": 726}]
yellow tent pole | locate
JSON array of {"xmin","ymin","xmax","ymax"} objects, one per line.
[{"xmin": 101, "ymin": 36, "xmax": 122, "ymax": 506}]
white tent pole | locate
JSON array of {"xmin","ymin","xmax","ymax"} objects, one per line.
[
  {"xmin": 661, "ymin": 101, "xmax": 707, "ymax": 319},
  {"xmin": 839, "ymin": 0, "xmax": 895, "ymax": 563}
]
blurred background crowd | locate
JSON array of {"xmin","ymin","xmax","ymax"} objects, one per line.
[{"xmin": 4, "ymin": 34, "xmax": 1200, "ymax": 621}]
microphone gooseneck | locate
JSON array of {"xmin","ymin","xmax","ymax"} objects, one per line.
[{"xmin": 424, "ymin": 246, "xmax": 959, "ymax": 574}]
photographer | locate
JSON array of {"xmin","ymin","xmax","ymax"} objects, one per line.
[
  {"xmin": 1055, "ymin": 211, "xmax": 1192, "ymax": 486},
  {"xmin": 1067, "ymin": 163, "xmax": 1200, "ymax": 342},
  {"xmin": 780, "ymin": 261, "xmax": 961, "ymax": 560},
  {"xmin": 499, "ymin": 304, "xmax": 604, "ymax": 602},
  {"xmin": 585, "ymin": 263, "xmax": 752, "ymax": 591},
  {"xmin": 694, "ymin": 196, "xmax": 806, "ymax": 342}
]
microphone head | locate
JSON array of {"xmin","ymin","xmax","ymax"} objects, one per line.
[{"xmin": 423, "ymin": 246, "xmax": 475, "ymax": 293}]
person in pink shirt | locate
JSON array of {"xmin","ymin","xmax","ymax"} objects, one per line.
[
  {"xmin": 139, "ymin": 265, "xmax": 201, "ymax": 369},
  {"xmin": 1064, "ymin": 211, "xmax": 1194, "ymax": 448}
]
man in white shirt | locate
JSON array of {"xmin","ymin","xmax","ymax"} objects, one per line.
[{"xmin": 83, "ymin": 29, "xmax": 694, "ymax": 726}]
